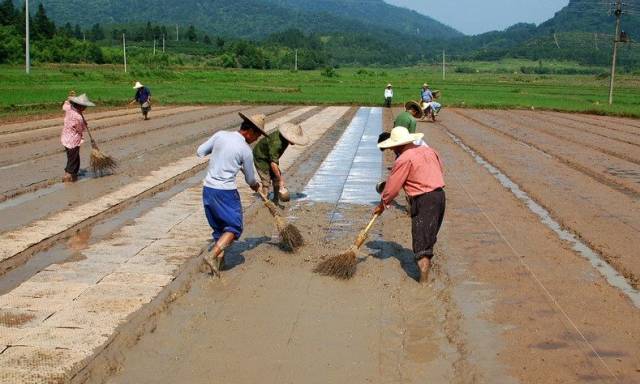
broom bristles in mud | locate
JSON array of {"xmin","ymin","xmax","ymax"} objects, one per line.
[
  {"xmin": 264, "ymin": 200, "xmax": 305, "ymax": 252},
  {"xmin": 90, "ymin": 146, "xmax": 117, "ymax": 175},
  {"xmin": 313, "ymin": 247, "xmax": 358, "ymax": 280}
]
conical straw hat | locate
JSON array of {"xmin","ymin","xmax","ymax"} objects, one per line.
[{"xmin": 279, "ymin": 123, "xmax": 309, "ymax": 146}]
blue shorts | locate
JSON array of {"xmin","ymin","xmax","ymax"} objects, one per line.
[{"xmin": 203, "ymin": 187, "xmax": 243, "ymax": 242}]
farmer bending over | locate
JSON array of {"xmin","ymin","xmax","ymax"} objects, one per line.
[
  {"xmin": 375, "ymin": 126, "xmax": 446, "ymax": 283},
  {"xmin": 197, "ymin": 113, "xmax": 266, "ymax": 276},
  {"xmin": 394, "ymin": 101, "xmax": 423, "ymax": 134},
  {"xmin": 253, "ymin": 122, "xmax": 309, "ymax": 204},
  {"xmin": 61, "ymin": 92, "xmax": 95, "ymax": 182}
]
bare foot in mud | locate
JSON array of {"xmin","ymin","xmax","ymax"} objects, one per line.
[{"xmin": 417, "ymin": 258, "xmax": 431, "ymax": 284}]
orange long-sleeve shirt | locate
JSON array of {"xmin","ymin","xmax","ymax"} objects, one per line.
[{"xmin": 381, "ymin": 145, "xmax": 445, "ymax": 206}]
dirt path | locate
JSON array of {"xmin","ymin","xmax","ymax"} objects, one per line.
[
  {"xmin": 439, "ymin": 109, "xmax": 640, "ymax": 289},
  {"xmin": 0, "ymin": 106, "xmax": 294, "ymax": 233},
  {"xmin": 452, "ymin": 109, "xmax": 640, "ymax": 195},
  {"xmin": 102, "ymin": 108, "xmax": 640, "ymax": 383},
  {"xmin": 2, "ymin": 107, "xmax": 640, "ymax": 383},
  {"xmin": 103, "ymin": 107, "xmax": 459, "ymax": 384}
]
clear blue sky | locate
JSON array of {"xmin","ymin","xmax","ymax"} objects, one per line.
[{"xmin": 385, "ymin": 0, "xmax": 570, "ymax": 35}]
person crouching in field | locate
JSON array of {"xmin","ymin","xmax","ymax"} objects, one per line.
[
  {"xmin": 384, "ymin": 83, "xmax": 393, "ymax": 108},
  {"xmin": 131, "ymin": 81, "xmax": 152, "ymax": 120},
  {"xmin": 375, "ymin": 126, "xmax": 446, "ymax": 283},
  {"xmin": 253, "ymin": 122, "xmax": 309, "ymax": 204},
  {"xmin": 394, "ymin": 101, "xmax": 423, "ymax": 134},
  {"xmin": 197, "ymin": 112, "xmax": 265, "ymax": 277},
  {"xmin": 61, "ymin": 92, "xmax": 95, "ymax": 182}
]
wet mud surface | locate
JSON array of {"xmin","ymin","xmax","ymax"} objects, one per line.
[
  {"xmin": 0, "ymin": 105, "xmax": 291, "ymax": 232},
  {"xmin": 2, "ymin": 107, "xmax": 640, "ymax": 383}
]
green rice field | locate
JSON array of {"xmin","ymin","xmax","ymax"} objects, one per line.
[{"xmin": 1, "ymin": 59, "xmax": 639, "ymax": 120}]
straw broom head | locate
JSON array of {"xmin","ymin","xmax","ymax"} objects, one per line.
[
  {"xmin": 313, "ymin": 246, "xmax": 358, "ymax": 280},
  {"xmin": 90, "ymin": 146, "xmax": 117, "ymax": 175},
  {"xmin": 265, "ymin": 201, "xmax": 305, "ymax": 252}
]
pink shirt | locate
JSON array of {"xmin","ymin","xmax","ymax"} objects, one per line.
[
  {"xmin": 61, "ymin": 101, "xmax": 86, "ymax": 149},
  {"xmin": 381, "ymin": 144, "xmax": 445, "ymax": 206}
]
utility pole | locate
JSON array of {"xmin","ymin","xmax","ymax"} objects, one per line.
[
  {"xmin": 25, "ymin": 0, "xmax": 29, "ymax": 74},
  {"xmin": 153, "ymin": 38, "xmax": 156, "ymax": 55},
  {"xmin": 123, "ymin": 33, "xmax": 127, "ymax": 73},
  {"xmin": 176, "ymin": 25, "xmax": 179, "ymax": 41},
  {"xmin": 594, "ymin": 33, "xmax": 598, "ymax": 51},
  {"xmin": 608, "ymin": 0, "xmax": 623, "ymax": 105},
  {"xmin": 162, "ymin": 34, "xmax": 165, "ymax": 53},
  {"xmin": 442, "ymin": 49, "xmax": 446, "ymax": 81},
  {"xmin": 294, "ymin": 49, "xmax": 298, "ymax": 71}
]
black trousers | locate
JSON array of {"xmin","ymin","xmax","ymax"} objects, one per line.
[
  {"xmin": 64, "ymin": 146, "xmax": 80, "ymax": 175},
  {"xmin": 410, "ymin": 188, "xmax": 446, "ymax": 260},
  {"xmin": 384, "ymin": 97, "xmax": 392, "ymax": 108}
]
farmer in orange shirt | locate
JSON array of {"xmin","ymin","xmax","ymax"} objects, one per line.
[{"xmin": 375, "ymin": 126, "xmax": 446, "ymax": 283}]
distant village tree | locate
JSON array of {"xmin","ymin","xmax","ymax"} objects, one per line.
[
  {"xmin": 33, "ymin": 3, "xmax": 56, "ymax": 39},
  {"xmin": 186, "ymin": 25, "xmax": 197, "ymax": 42}
]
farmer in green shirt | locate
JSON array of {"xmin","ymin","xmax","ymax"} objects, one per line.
[
  {"xmin": 253, "ymin": 122, "xmax": 309, "ymax": 204},
  {"xmin": 393, "ymin": 101, "xmax": 423, "ymax": 133}
]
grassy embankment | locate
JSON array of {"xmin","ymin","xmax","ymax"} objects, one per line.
[{"xmin": 1, "ymin": 59, "xmax": 639, "ymax": 120}]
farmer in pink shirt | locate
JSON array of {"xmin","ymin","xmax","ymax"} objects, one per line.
[
  {"xmin": 375, "ymin": 126, "xmax": 446, "ymax": 283},
  {"xmin": 61, "ymin": 93, "xmax": 95, "ymax": 182}
]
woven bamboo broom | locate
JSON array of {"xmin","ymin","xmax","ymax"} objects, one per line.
[
  {"xmin": 314, "ymin": 213, "xmax": 380, "ymax": 280},
  {"xmin": 258, "ymin": 190, "xmax": 304, "ymax": 252}
]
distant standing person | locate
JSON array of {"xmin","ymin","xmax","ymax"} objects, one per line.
[
  {"xmin": 131, "ymin": 81, "xmax": 152, "ymax": 120},
  {"xmin": 253, "ymin": 122, "xmax": 309, "ymax": 204},
  {"xmin": 393, "ymin": 101, "xmax": 423, "ymax": 134},
  {"xmin": 196, "ymin": 113, "xmax": 266, "ymax": 276},
  {"xmin": 384, "ymin": 83, "xmax": 393, "ymax": 108},
  {"xmin": 61, "ymin": 92, "xmax": 95, "ymax": 182}
]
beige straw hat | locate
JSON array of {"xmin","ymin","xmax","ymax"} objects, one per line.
[
  {"xmin": 69, "ymin": 94, "xmax": 95, "ymax": 107},
  {"xmin": 377, "ymin": 126, "xmax": 423, "ymax": 149},
  {"xmin": 386, "ymin": 83, "xmax": 392, "ymax": 87},
  {"xmin": 422, "ymin": 83, "xmax": 429, "ymax": 88},
  {"xmin": 239, "ymin": 112, "xmax": 268, "ymax": 136},
  {"xmin": 279, "ymin": 123, "xmax": 309, "ymax": 146},
  {"xmin": 133, "ymin": 81, "xmax": 144, "ymax": 89},
  {"xmin": 404, "ymin": 100, "xmax": 424, "ymax": 119}
]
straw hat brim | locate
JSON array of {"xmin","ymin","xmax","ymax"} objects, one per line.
[
  {"xmin": 133, "ymin": 82, "xmax": 144, "ymax": 89},
  {"xmin": 377, "ymin": 132, "xmax": 424, "ymax": 149},
  {"xmin": 279, "ymin": 124, "xmax": 309, "ymax": 146},
  {"xmin": 69, "ymin": 94, "xmax": 95, "ymax": 107},
  {"xmin": 405, "ymin": 101, "xmax": 424, "ymax": 119},
  {"xmin": 238, "ymin": 112, "xmax": 268, "ymax": 136}
]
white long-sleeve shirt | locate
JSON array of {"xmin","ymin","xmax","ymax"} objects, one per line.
[
  {"xmin": 197, "ymin": 131, "xmax": 258, "ymax": 190},
  {"xmin": 384, "ymin": 89, "xmax": 393, "ymax": 98}
]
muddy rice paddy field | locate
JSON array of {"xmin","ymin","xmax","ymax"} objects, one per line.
[{"xmin": 0, "ymin": 105, "xmax": 639, "ymax": 383}]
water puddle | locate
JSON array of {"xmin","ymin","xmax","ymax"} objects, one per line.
[{"xmin": 446, "ymin": 131, "xmax": 640, "ymax": 308}]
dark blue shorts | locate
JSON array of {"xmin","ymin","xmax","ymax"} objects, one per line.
[{"xmin": 203, "ymin": 187, "xmax": 243, "ymax": 242}]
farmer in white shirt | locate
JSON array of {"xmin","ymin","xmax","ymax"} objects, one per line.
[
  {"xmin": 196, "ymin": 112, "xmax": 266, "ymax": 276},
  {"xmin": 384, "ymin": 83, "xmax": 393, "ymax": 108}
]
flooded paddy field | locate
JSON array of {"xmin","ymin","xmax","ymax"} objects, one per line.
[{"xmin": 0, "ymin": 106, "xmax": 638, "ymax": 383}]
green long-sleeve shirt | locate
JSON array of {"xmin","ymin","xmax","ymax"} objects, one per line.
[
  {"xmin": 393, "ymin": 111, "xmax": 417, "ymax": 133},
  {"xmin": 253, "ymin": 131, "xmax": 290, "ymax": 172}
]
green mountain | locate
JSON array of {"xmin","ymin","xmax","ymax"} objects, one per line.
[
  {"xmin": 434, "ymin": 0, "xmax": 640, "ymax": 67},
  {"xmin": 33, "ymin": 0, "xmax": 462, "ymax": 40},
  {"xmin": 264, "ymin": 0, "xmax": 462, "ymax": 39}
]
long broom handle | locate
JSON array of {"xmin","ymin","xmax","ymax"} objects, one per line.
[
  {"xmin": 354, "ymin": 213, "xmax": 380, "ymax": 249},
  {"xmin": 80, "ymin": 114, "xmax": 96, "ymax": 145}
]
